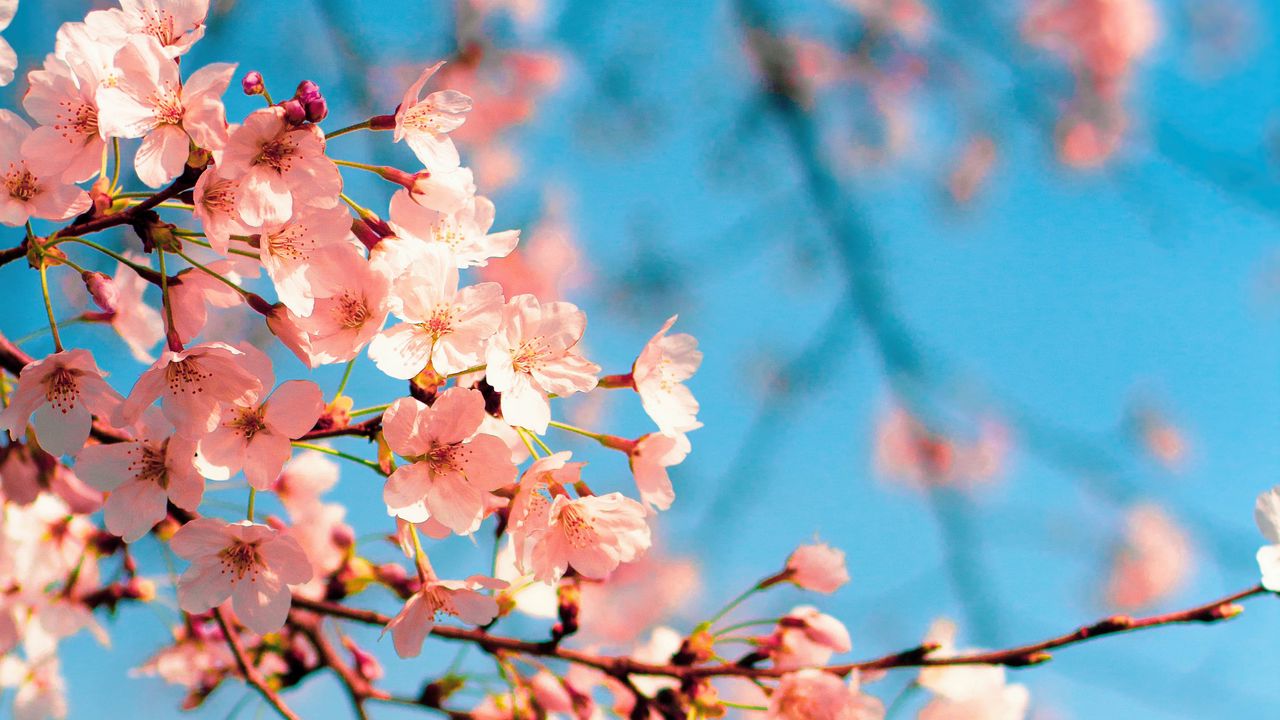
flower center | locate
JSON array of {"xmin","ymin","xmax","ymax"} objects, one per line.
[
  {"xmin": 333, "ymin": 293, "xmax": 370, "ymax": 329},
  {"xmin": 510, "ymin": 337, "xmax": 548, "ymax": 374},
  {"xmin": 5, "ymin": 163, "xmax": 40, "ymax": 202},
  {"xmin": 401, "ymin": 105, "xmax": 446, "ymax": 135},
  {"xmin": 265, "ymin": 223, "xmax": 310, "ymax": 261},
  {"xmin": 255, "ymin": 137, "xmax": 297, "ymax": 173},
  {"xmin": 152, "ymin": 87, "xmax": 184, "ymax": 125},
  {"xmin": 422, "ymin": 585, "xmax": 455, "ymax": 620},
  {"xmin": 140, "ymin": 9, "xmax": 179, "ymax": 46},
  {"xmin": 218, "ymin": 541, "xmax": 262, "ymax": 580},
  {"xmin": 165, "ymin": 358, "xmax": 212, "ymax": 395},
  {"xmin": 44, "ymin": 367, "xmax": 79, "ymax": 414},
  {"xmin": 418, "ymin": 304, "xmax": 456, "ymax": 340},
  {"xmin": 227, "ymin": 406, "xmax": 267, "ymax": 441},
  {"xmin": 201, "ymin": 178, "xmax": 239, "ymax": 215},
  {"xmin": 56, "ymin": 99, "xmax": 98, "ymax": 138},
  {"xmin": 557, "ymin": 502, "xmax": 596, "ymax": 549},
  {"xmin": 129, "ymin": 441, "xmax": 171, "ymax": 489}
]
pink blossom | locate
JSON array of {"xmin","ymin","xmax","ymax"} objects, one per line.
[
  {"xmin": 369, "ymin": 245, "xmax": 503, "ymax": 379},
  {"xmin": 381, "ymin": 388, "xmax": 516, "ymax": 534},
  {"xmin": 273, "ymin": 449, "xmax": 339, "ymax": 517},
  {"xmin": 769, "ymin": 606, "xmax": 852, "ymax": 669},
  {"xmin": 76, "ymin": 415, "xmax": 203, "ymax": 542},
  {"xmin": 285, "ymin": 502, "xmax": 351, "ymax": 583},
  {"xmin": 767, "ymin": 669, "xmax": 883, "ymax": 720},
  {"xmin": 0, "ymin": 442, "xmax": 101, "ymax": 512},
  {"xmin": 632, "ymin": 315, "xmax": 702, "ymax": 435},
  {"xmin": 254, "ymin": 204, "xmax": 353, "ymax": 316},
  {"xmin": 917, "ymin": 620, "xmax": 1029, "ymax": 720},
  {"xmin": 220, "ymin": 106, "xmax": 341, "ymax": 227},
  {"xmin": 196, "ymin": 346, "xmax": 323, "ymax": 489},
  {"xmin": 21, "ymin": 54, "xmax": 104, "ymax": 184},
  {"xmin": 293, "ymin": 247, "xmax": 391, "ymax": 365},
  {"xmin": 577, "ymin": 548, "xmax": 701, "ymax": 645},
  {"xmin": 627, "ymin": 432, "xmax": 689, "ymax": 512},
  {"xmin": 84, "ymin": 0, "xmax": 210, "ymax": 58},
  {"xmin": 0, "ymin": 349, "xmax": 122, "ymax": 458},
  {"xmin": 96, "ymin": 35, "xmax": 235, "ymax": 187},
  {"xmin": 526, "ymin": 492, "xmax": 651, "ymax": 583},
  {"xmin": 385, "ymin": 575, "xmax": 503, "ymax": 658},
  {"xmin": 0, "ymin": 110, "xmax": 89, "ymax": 225},
  {"xmin": 0, "ymin": 654, "xmax": 67, "ymax": 720},
  {"xmin": 192, "ymin": 165, "xmax": 253, "ymax": 255},
  {"xmin": 477, "ymin": 199, "xmax": 587, "ymax": 301},
  {"xmin": 168, "ymin": 256, "xmax": 259, "ymax": 345},
  {"xmin": 117, "ymin": 341, "xmax": 262, "ymax": 438},
  {"xmin": 385, "ymin": 188, "xmax": 519, "ymax": 269},
  {"xmin": 171, "ymin": 517, "xmax": 312, "ymax": 635},
  {"xmin": 393, "ymin": 61, "xmax": 472, "ymax": 169},
  {"xmin": 484, "ymin": 294, "xmax": 599, "ymax": 433},
  {"xmin": 107, "ymin": 253, "xmax": 165, "ymax": 362},
  {"xmin": 507, "ymin": 451, "xmax": 584, "ymax": 564},
  {"xmin": 784, "ymin": 542, "xmax": 850, "ymax": 594},
  {"xmin": 1105, "ymin": 503, "xmax": 1193, "ymax": 609},
  {"xmin": 1254, "ymin": 487, "xmax": 1280, "ymax": 591},
  {"xmin": 0, "ymin": 1, "xmax": 14, "ymax": 87}
]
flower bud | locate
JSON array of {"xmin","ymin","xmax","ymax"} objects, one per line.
[
  {"xmin": 241, "ymin": 70, "xmax": 265, "ymax": 96},
  {"xmin": 304, "ymin": 95, "xmax": 328, "ymax": 123},
  {"xmin": 81, "ymin": 271, "xmax": 118, "ymax": 313},
  {"xmin": 279, "ymin": 98, "xmax": 306, "ymax": 126},
  {"xmin": 295, "ymin": 80, "xmax": 321, "ymax": 103}
]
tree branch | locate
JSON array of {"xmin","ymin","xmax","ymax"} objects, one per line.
[{"xmin": 213, "ymin": 608, "xmax": 303, "ymax": 720}]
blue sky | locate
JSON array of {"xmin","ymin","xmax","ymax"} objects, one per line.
[{"xmin": 3, "ymin": 0, "xmax": 1280, "ymax": 718}]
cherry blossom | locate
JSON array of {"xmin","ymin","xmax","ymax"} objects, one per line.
[
  {"xmin": 105, "ymin": 253, "xmax": 165, "ymax": 362},
  {"xmin": 0, "ymin": 349, "xmax": 122, "ymax": 458},
  {"xmin": 632, "ymin": 315, "xmax": 702, "ymax": 436},
  {"xmin": 273, "ymin": 450, "xmax": 339, "ymax": 517},
  {"xmin": 768, "ymin": 669, "xmax": 883, "ymax": 720},
  {"xmin": 1105, "ymin": 503, "xmax": 1193, "ymax": 609},
  {"xmin": 381, "ymin": 389, "xmax": 516, "ymax": 534},
  {"xmin": 0, "ymin": 110, "xmax": 89, "ymax": 225},
  {"xmin": 84, "ymin": 0, "xmax": 210, "ymax": 58},
  {"xmin": 283, "ymin": 246, "xmax": 390, "ymax": 365},
  {"xmin": 484, "ymin": 294, "xmax": 599, "ymax": 433},
  {"xmin": 1254, "ymin": 486, "xmax": 1280, "ymax": 591},
  {"xmin": 196, "ymin": 346, "xmax": 323, "ymax": 489},
  {"xmin": 627, "ymin": 431, "xmax": 689, "ymax": 512},
  {"xmin": 781, "ymin": 541, "xmax": 850, "ymax": 594},
  {"xmin": 525, "ymin": 492, "xmax": 651, "ymax": 583},
  {"xmin": 75, "ymin": 413, "xmax": 202, "ymax": 542},
  {"xmin": 0, "ymin": 653, "xmax": 68, "ymax": 720},
  {"xmin": 20, "ymin": 54, "xmax": 103, "ymax": 184},
  {"xmin": 191, "ymin": 166, "xmax": 253, "ymax": 256},
  {"xmin": 768, "ymin": 606, "xmax": 852, "ymax": 669},
  {"xmin": 368, "ymin": 244, "xmax": 503, "ymax": 379},
  {"xmin": 917, "ymin": 620, "xmax": 1030, "ymax": 720},
  {"xmin": 219, "ymin": 106, "xmax": 341, "ymax": 227},
  {"xmin": 171, "ymin": 517, "xmax": 311, "ymax": 635},
  {"xmin": 96, "ymin": 35, "xmax": 235, "ymax": 187},
  {"xmin": 385, "ymin": 575, "xmax": 503, "ymax": 658},
  {"xmin": 385, "ymin": 188, "xmax": 519, "ymax": 269},
  {"xmin": 254, "ymin": 204, "xmax": 353, "ymax": 316},
  {"xmin": 0, "ymin": 0, "xmax": 15, "ymax": 87},
  {"xmin": 117, "ymin": 341, "xmax": 262, "ymax": 438},
  {"xmin": 169, "ymin": 257, "xmax": 260, "ymax": 345},
  {"xmin": 393, "ymin": 61, "xmax": 472, "ymax": 169}
]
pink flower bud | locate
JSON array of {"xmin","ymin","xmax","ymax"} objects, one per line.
[
  {"xmin": 241, "ymin": 70, "xmax": 265, "ymax": 96},
  {"xmin": 81, "ymin": 270, "xmax": 118, "ymax": 313},
  {"xmin": 279, "ymin": 98, "xmax": 306, "ymax": 125},
  {"xmin": 783, "ymin": 542, "xmax": 849, "ymax": 594}
]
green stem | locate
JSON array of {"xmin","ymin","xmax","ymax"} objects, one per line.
[
  {"xmin": 349, "ymin": 404, "xmax": 389, "ymax": 417},
  {"xmin": 246, "ymin": 488, "xmax": 257, "ymax": 521},
  {"xmin": 51, "ymin": 236, "xmax": 153, "ymax": 276},
  {"xmin": 172, "ymin": 248, "xmax": 255, "ymax": 300},
  {"xmin": 332, "ymin": 158, "xmax": 385, "ymax": 174},
  {"xmin": 333, "ymin": 358, "xmax": 356, "ymax": 401},
  {"xmin": 446, "ymin": 363, "xmax": 486, "ymax": 379},
  {"xmin": 712, "ymin": 618, "xmax": 782, "ymax": 637},
  {"xmin": 291, "ymin": 442, "xmax": 385, "ymax": 474},
  {"xmin": 720, "ymin": 701, "xmax": 767, "ymax": 712},
  {"xmin": 325, "ymin": 119, "xmax": 373, "ymax": 139},
  {"xmin": 516, "ymin": 428, "xmax": 541, "ymax": 459},
  {"xmin": 157, "ymin": 248, "xmax": 180, "ymax": 350},
  {"xmin": 109, "ymin": 139, "xmax": 121, "ymax": 190},
  {"xmin": 182, "ymin": 236, "xmax": 260, "ymax": 259},
  {"xmin": 546, "ymin": 420, "xmax": 609, "ymax": 444},
  {"xmin": 706, "ymin": 583, "xmax": 766, "ymax": 626},
  {"xmin": 38, "ymin": 262, "xmax": 63, "ymax": 352}
]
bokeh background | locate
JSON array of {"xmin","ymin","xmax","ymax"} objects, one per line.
[{"xmin": 4, "ymin": 0, "xmax": 1280, "ymax": 717}]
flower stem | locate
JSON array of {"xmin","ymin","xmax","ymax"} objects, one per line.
[
  {"xmin": 325, "ymin": 119, "xmax": 373, "ymax": 139},
  {"xmin": 712, "ymin": 618, "xmax": 782, "ymax": 637},
  {"xmin": 109, "ymin": 139, "xmax": 121, "ymax": 190},
  {"xmin": 332, "ymin": 158, "xmax": 386, "ymax": 174},
  {"xmin": 246, "ymin": 488, "xmax": 257, "ymax": 521},
  {"xmin": 172, "ymin": 248, "xmax": 254, "ymax": 300},
  {"xmin": 38, "ymin": 262, "xmax": 63, "ymax": 352},
  {"xmin": 446, "ymin": 363, "xmax": 486, "ymax": 379},
  {"xmin": 516, "ymin": 428, "xmax": 541, "ymax": 459},
  {"xmin": 349, "ymin": 404, "xmax": 389, "ymax": 417},
  {"xmin": 156, "ymin": 248, "xmax": 182, "ymax": 351},
  {"xmin": 706, "ymin": 583, "xmax": 766, "ymax": 626},
  {"xmin": 291, "ymin": 442, "xmax": 385, "ymax": 474},
  {"xmin": 333, "ymin": 358, "xmax": 356, "ymax": 402}
]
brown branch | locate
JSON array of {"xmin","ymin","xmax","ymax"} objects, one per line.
[
  {"xmin": 294, "ymin": 584, "xmax": 1272, "ymax": 681},
  {"xmin": 213, "ymin": 607, "xmax": 303, "ymax": 720},
  {"xmin": 0, "ymin": 239, "xmax": 27, "ymax": 269},
  {"xmin": 293, "ymin": 614, "xmax": 386, "ymax": 720},
  {"xmin": 301, "ymin": 415, "xmax": 383, "ymax": 441},
  {"xmin": 57, "ymin": 171, "xmax": 196, "ymax": 239}
]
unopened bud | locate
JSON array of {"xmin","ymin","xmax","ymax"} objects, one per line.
[
  {"xmin": 332, "ymin": 523, "xmax": 355, "ymax": 550},
  {"xmin": 304, "ymin": 95, "xmax": 328, "ymax": 123},
  {"xmin": 241, "ymin": 71, "xmax": 265, "ymax": 96},
  {"xmin": 280, "ymin": 98, "xmax": 306, "ymax": 125},
  {"xmin": 81, "ymin": 271, "xmax": 118, "ymax": 313},
  {"xmin": 295, "ymin": 80, "xmax": 322, "ymax": 103}
]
